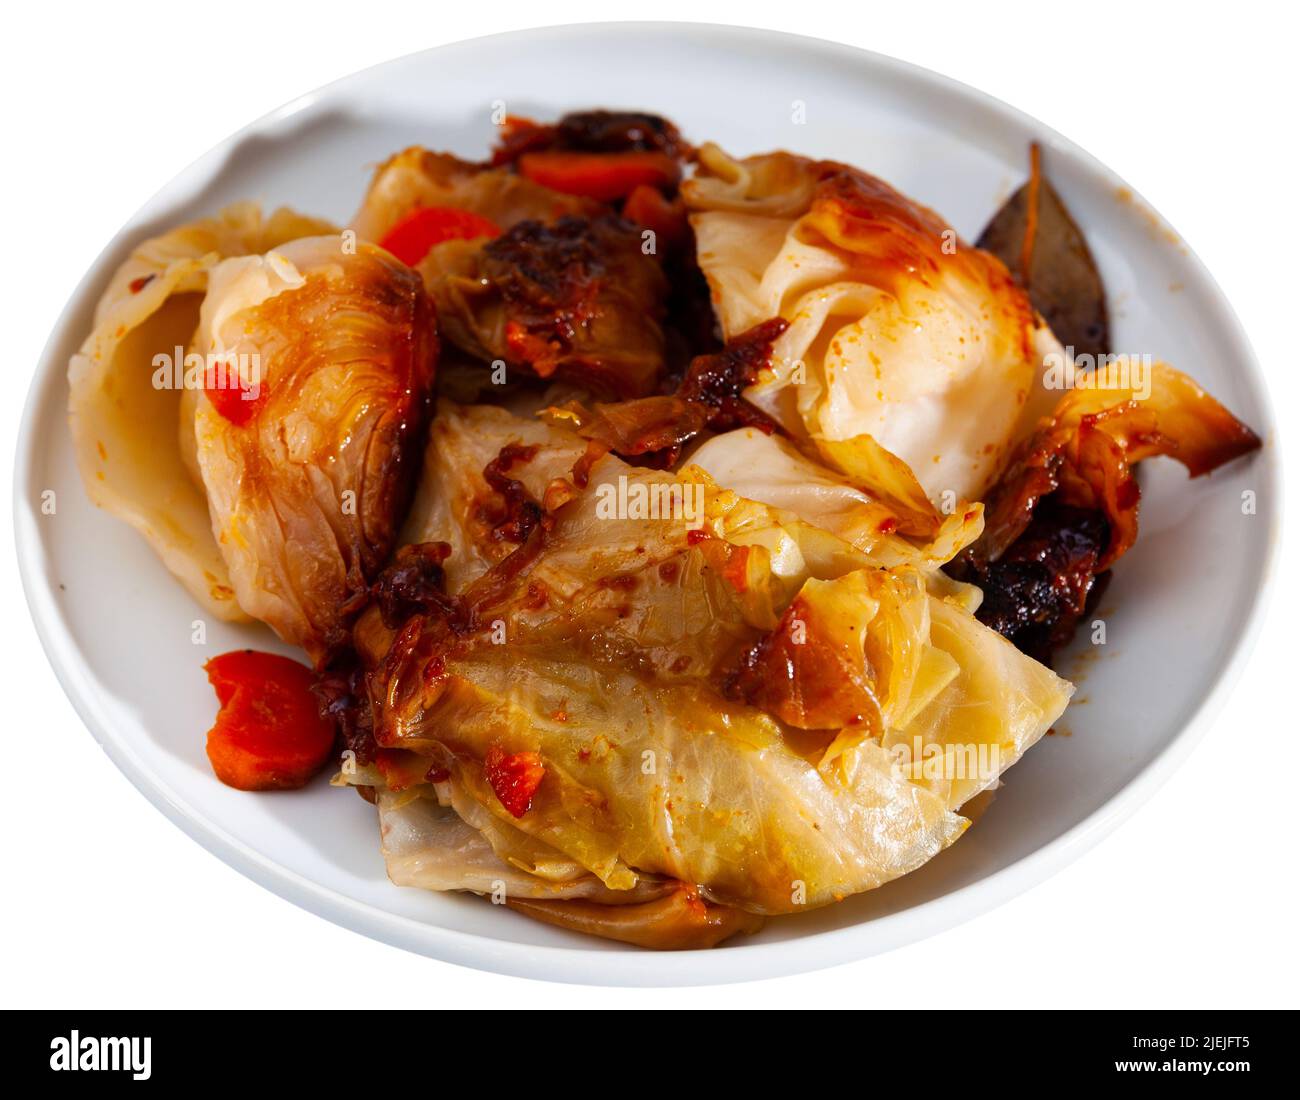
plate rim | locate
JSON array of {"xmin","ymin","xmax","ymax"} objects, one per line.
[{"xmin": 14, "ymin": 20, "xmax": 1283, "ymax": 987}]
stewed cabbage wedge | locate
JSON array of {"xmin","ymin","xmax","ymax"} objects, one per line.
[
  {"xmin": 348, "ymin": 401, "xmax": 1070, "ymax": 944},
  {"xmin": 191, "ymin": 236, "xmax": 438, "ymax": 663},
  {"xmin": 421, "ymin": 214, "xmax": 670, "ymax": 398},
  {"xmin": 69, "ymin": 203, "xmax": 336, "ymax": 619},
  {"xmin": 682, "ymin": 144, "xmax": 1065, "ymax": 503},
  {"xmin": 975, "ymin": 360, "xmax": 1263, "ymax": 567},
  {"xmin": 373, "ymin": 651, "xmax": 968, "ymax": 914},
  {"xmin": 953, "ymin": 360, "xmax": 1261, "ymax": 661}
]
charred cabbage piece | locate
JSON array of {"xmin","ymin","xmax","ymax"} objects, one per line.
[
  {"xmin": 424, "ymin": 214, "xmax": 669, "ymax": 398},
  {"xmin": 952, "ymin": 360, "xmax": 1260, "ymax": 662}
]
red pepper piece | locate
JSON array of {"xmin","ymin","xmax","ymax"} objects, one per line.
[
  {"xmin": 517, "ymin": 151, "xmax": 679, "ymax": 201},
  {"xmin": 378, "ymin": 206, "xmax": 502, "ymax": 266},
  {"xmin": 483, "ymin": 745, "xmax": 545, "ymax": 817},
  {"xmin": 203, "ymin": 650, "xmax": 335, "ymax": 791},
  {"xmin": 203, "ymin": 360, "xmax": 265, "ymax": 426}
]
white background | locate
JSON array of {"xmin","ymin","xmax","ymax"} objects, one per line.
[{"xmin": 3, "ymin": 1, "xmax": 1295, "ymax": 1008}]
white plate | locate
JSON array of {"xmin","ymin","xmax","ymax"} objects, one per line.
[{"xmin": 15, "ymin": 22, "xmax": 1279, "ymax": 986}]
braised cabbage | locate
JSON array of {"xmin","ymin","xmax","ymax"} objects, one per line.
[
  {"xmin": 66, "ymin": 114, "xmax": 1266, "ymax": 952},
  {"xmin": 191, "ymin": 236, "xmax": 439, "ymax": 662},
  {"xmin": 683, "ymin": 144, "xmax": 1064, "ymax": 503},
  {"xmin": 68, "ymin": 203, "xmax": 337, "ymax": 619},
  {"xmin": 356, "ymin": 402, "xmax": 1071, "ymax": 935}
]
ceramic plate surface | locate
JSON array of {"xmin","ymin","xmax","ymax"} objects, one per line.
[{"xmin": 15, "ymin": 22, "xmax": 1279, "ymax": 985}]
